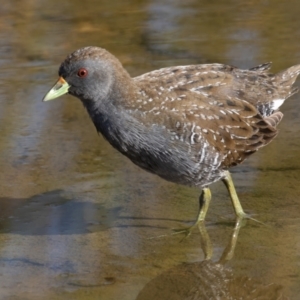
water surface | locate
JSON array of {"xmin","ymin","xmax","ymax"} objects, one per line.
[{"xmin": 1, "ymin": 0, "xmax": 300, "ymax": 299}]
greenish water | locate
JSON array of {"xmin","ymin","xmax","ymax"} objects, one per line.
[{"xmin": 0, "ymin": 0, "xmax": 300, "ymax": 299}]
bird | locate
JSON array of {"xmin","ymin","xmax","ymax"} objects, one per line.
[{"xmin": 43, "ymin": 46, "xmax": 300, "ymax": 230}]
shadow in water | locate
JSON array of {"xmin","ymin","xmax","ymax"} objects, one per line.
[
  {"xmin": 136, "ymin": 220, "xmax": 288, "ymax": 300},
  {"xmin": 0, "ymin": 190, "xmax": 123, "ymax": 235},
  {"xmin": 0, "ymin": 190, "xmax": 179, "ymax": 235}
]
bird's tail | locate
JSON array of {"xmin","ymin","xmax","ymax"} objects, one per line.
[
  {"xmin": 264, "ymin": 111, "xmax": 283, "ymax": 127},
  {"xmin": 276, "ymin": 64, "xmax": 300, "ymax": 98}
]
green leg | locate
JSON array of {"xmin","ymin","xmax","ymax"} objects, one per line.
[
  {"xmin": 172, "ymin": 187, "xmax": 211, "ymax": 237},
  {"xmin": 222, "ymin": 170, "xmax": 247, "ymax": 218},
  {"xmin": 222, "ymin": 170, "xmax": 265, "ymax": 225},
  {"xmin": 196, "ymin": 187, "xmax": 212, "ymax": 223}
]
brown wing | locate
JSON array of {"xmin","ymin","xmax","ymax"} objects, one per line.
[
  {"xmin": 132, "ymin": 68, "xmax": 279, "ymax": 168},
  {"xmin": 133, "ymin": 62, "xmax": 300, "ymax": 118}
]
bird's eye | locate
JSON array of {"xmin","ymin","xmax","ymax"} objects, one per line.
[{"xmin": 77, "ymin": 68, "xmax": 88, "ymax": 78}]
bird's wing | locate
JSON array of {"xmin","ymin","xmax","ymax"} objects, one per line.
[{"xmin": 132, "ymin": 68, "xmax": 278, "ymax": 167}]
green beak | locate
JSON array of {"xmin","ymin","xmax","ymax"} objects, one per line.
[{"xmin": 43, "ymin": 77, "xmax": 70, "ymax": 101}]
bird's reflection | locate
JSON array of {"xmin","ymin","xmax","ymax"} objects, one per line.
[{"xmin": 136, "ymin": 219, "xmax": 287, "ymax": 300}]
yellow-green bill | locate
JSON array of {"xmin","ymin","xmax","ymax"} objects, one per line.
[{"xmin": 43, "ymin": 77, "xmax": 70, "ymax": 101}]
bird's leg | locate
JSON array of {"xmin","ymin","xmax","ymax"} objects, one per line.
[
  {"xmin": 222, "ymin": 171, "xmax": 266, "ymax": 225},
  {"xmin": 222, "ymin": 170, "xmax": 247, "ymax": 219},
  {"xmin": 172, "ymin": 187, "xmax": 211, "ymax": 237},
  {"xmin": 196, "ymin": 187, "xmax": 212, "ymax": 222}
]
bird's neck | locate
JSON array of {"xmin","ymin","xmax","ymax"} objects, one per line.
[
  {"xmin": 81, "ymin": 65, "xmax": 142, "ymax": 152},
  {"xmin": 84, "ymin": 89, "xmax": 140, "ymax": 155}
]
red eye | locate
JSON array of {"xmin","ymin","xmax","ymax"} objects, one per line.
[{"xmin": 77, "ymin": 68, "xmax": 88, "ymax": 78}]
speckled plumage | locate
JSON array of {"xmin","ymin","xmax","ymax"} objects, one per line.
[{"xmin": 44, "ymin": 46, "xmax": 300, "ymax": 223}]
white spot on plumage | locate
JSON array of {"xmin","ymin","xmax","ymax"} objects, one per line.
[
  {"xmin": 272, "ymin": 99, "xmax": 285, "ymax": 110},
  {"xmin": 213, "ymin": 152, "xmax": 220, "ymax": 166},
  {"xmin": 190, "ymin": 133, "xmax": 196, "ymax": 144},
  {"xmin": 198, "ymin": 140, "xmax": 208, "ymax": 165},
  {"xmin": 190, "ymin": 86, "xmax": 204, "ymax": 92},
  {"xmin": 148, "ymin": 107, "xmax": 159, "ymax": 113},
  {"xmin": 191, "ymin": 123, "xmax": 195, "ymax": 132}
]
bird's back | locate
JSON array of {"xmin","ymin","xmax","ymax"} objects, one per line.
[{"xmin": 134, "ymin": 62, "xmax": 300, "ymax": 116}]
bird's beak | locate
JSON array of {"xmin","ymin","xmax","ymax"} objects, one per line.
[{"xmin": 43, "ymin": 77, "xmax": 70, "ymax": 101}]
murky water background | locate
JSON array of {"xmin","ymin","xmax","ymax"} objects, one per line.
[{"xmin": 1, "ymin": 0, "xmax": 300, "ymax": 299}]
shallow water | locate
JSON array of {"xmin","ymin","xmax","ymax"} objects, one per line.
[{"xmin": 1, "ymin": 0, "xmax": 300, "ymax": 299}]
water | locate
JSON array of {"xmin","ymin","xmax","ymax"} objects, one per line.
[{"xmin": 0, "ymin": 0, "xmax": 300, "ymax": 299}]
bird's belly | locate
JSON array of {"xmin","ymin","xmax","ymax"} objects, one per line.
[
  {"xmin": 96, "ymin": 117, "xmax": 225, "ymax": 188},
  {"xmin": 124, "ymin": 146, "xmax": 225, "ymax": 188}
]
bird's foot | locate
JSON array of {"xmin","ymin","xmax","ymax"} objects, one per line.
[
  {"xmin": 171, "ymin": 222, "xmax": 203, "ymax": 239},
  {"xmin": 235, "ymin": 212, "xmax": 267, "ymax": 226},
  {"xmin": 146, "ymin": 224, "xmax": 199, "ymax": 240}
]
